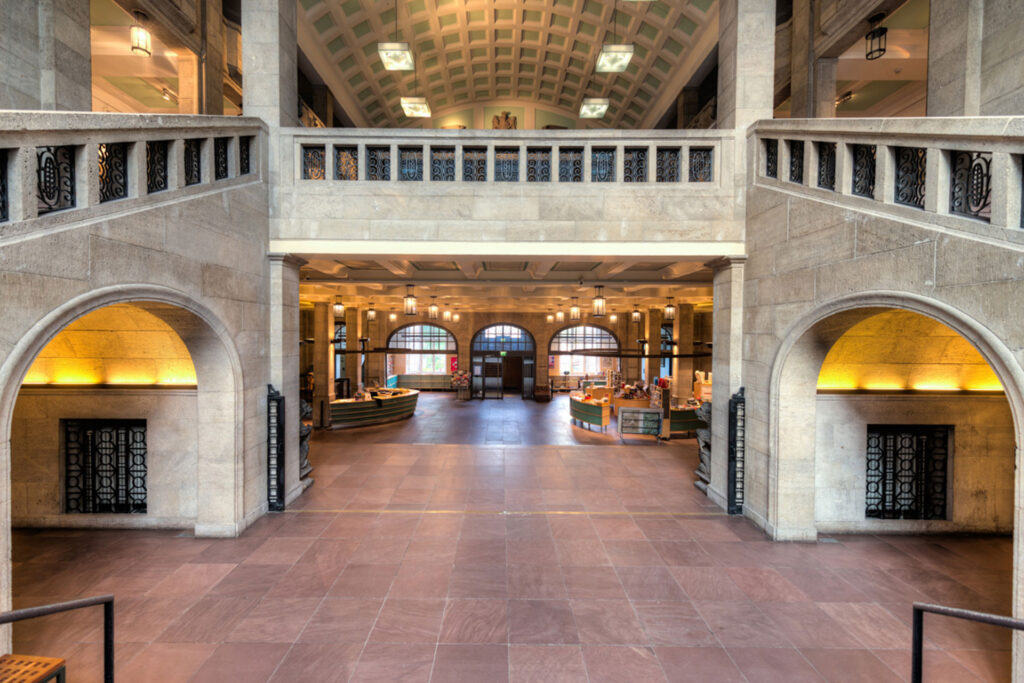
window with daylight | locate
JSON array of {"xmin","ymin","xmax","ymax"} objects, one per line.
[
  {"xmin": 472, "ymin": 324, "xmax": 535, "ymax": 352},
  {"xmin": 388, "ymin": 324, "xmax": 456, "ymax": 375},
  {"xmin": 549, "ymin": 325, "xmax": 619, "ymax": 375}
]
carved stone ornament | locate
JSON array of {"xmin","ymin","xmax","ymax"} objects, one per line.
[{"xmin": 492, "ymin": 111, "xmax": 517, "ymax": 129}]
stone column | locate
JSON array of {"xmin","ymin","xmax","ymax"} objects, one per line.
[
  {"xmin": 706, "ymin": 256, "xmax": 746, "ymax": 512},
  {"xmin": 812, "ymin": 58, "xmax": 837, "ymax": 118},
  {"xmin": 673, "ymin": 304, "xmax": 695, "ymax": 400},
  {"xmin": 268, "ymin": 254, "xmax": 304, "ymax": 503},
  {"xmin": 311, "ymin": 302, "xmax": 334, "ymax": 427},
  {"xmin": 177, "ymin": 55, "xmax": 201, "ymax": 114},
  {"xmin": 717, "ymin": 0, "xmax": 775, "ymax": 130},
  {"xmin": 242, "ymin": 0, "xmax": 299, "ymax": 127},
  {"xmin": 37, "ymin": 0, "xmax": 91, "ymax": 111},
  {"xmin": 927, "ymin": 0, "xmax": 984, "ymax": 116},
  {"xmin": 201, "ymin": 0, "xmax": 225, "ymax": 115},
  {"xmin": 645, "ymin": 308, "xmax": 663, "ymax": 384}
]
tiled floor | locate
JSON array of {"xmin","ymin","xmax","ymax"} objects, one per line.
[{"xmin": 11, "ymin": 394, "xmax": 1014, "ymax": 681}]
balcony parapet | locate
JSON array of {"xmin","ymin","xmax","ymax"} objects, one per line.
[
  {"xmin": 751, "ymin": 117, "xmax": 1024, "ymax": 246},
  {"xmin": 0, "ymin": 112, "xmax": 265, "ymax": 241}
]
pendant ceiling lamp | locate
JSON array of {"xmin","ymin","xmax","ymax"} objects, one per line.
[
  {"xmin": 631, "ymin": 303, "xmax": 641, "ymax": 323},
  {"xmin": 592, "ymin": 285, "xmax": 606, "ymax": 317},
  {"xmin": 389, "ymin": 309, "xmax": 398, "ymax": 322},
  {"xmin": 663, "ymin": 298, "xmax": 677, "ymax": 322},
  {"xmin": 453, "ymin": 308, "xmax": 461, "ymax": 323},
  {"xmin": 332, "ymin": 297, "xmax": 345, "ymax": 318},
  {"xmin": 597, "ymin": 0, "xmax": 633, "ymax": 72},
  {"xmin": 401, "ymin": 96, "xmax": 431, "ymax": 118},
  {"xmin": 367, "ymin": 302, "xmax": 377, "ymax": 321},
  {"xmin": 130, "ymin": 11, "xmax": 152, "ymax": 56},
  {"xmin": 556, "ymin": 308, "xmax": 565, "ymax": 323},
  {"xmin": 378, "ymin": 1, "xmax": 414, "ymax": 70},
  {"xmin": 609, "ymin": 310, "xmax": 618, "ymax": 323},
  {"xmin": 404, "ymin": 285, "xmax": 417, "ymax": 315},
  {"xmin": 442, "ymin": 306, "xmax": 452, "ymax": 322},
  {"xmin": 579, "ymin": 97, "xmax": 610, "ymax": 119},
  {"xmin": 546, "ymin": 310, "xmax": 554, "ymax": 323},
  {"xmin": 865, "ymin": 13, "xmax": 887, "ymax": 60},
  {"xmin": 428, "ymin": 296, "xmax": 439, "ymax": 320},
  {"xmin": 569, "ymin": 297, "xmax": 581, "ymax": 321}
]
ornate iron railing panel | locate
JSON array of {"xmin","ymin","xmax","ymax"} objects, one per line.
[
  {"xmin": 463, "ymin": 147, "xmax": 487, "ymax": 181},
  {"xmin": 239, "ymin": 136, "xmax": 252, "ymax": 175},
  {"xmin": 591, "ymin": 147, "xmax": 615, "ymax": 182},
  {"xmin": 301, "ymin": 145, "xmax": 326, "ymax": 180},
  {"xmin": 559, "ymin": 147, "xmax": 583, "ymax": 182},
  {"xmin": 526, "ymin": 147, "xmax": 551, "ymax": 182},
  {"xmin": 689, "ymin": 147, "xmax": 713, "ymax": 182},
  {"xmin": 851, "ymin": 144, "xmax": 876, "ymax": 198},
  {"xmin": 623, "ymin": 147, "xmax": 647, "ymax": 183},
  {"xmin": 335, "ymin": 145, "xmax": 358, "ymax": 180},
  {"xmin": 494, "ymin": 147, "xmax": 519, "ymax": 182},
  {"xmin": 98, "ymin": 142, "xmax": 128, "ymax": 203},
  {"xmin": 399, "ymin": 146, "xmax": 423, "ymax": 181},
  {"xmin": 894, "ymin": 146, "xmax": 926, "ymax": 208},
  {"xmin": 656, "ymin": 147, "xmax": 680, "ymax": 182},
  {"xmin": 788, "ymin": 140, "xmax": 804, "ymax": 184},
  {"xmin": 817, "ymin": 142, "xmax": 836, "ymax": 190},
  {"xmin": 36, "ymin": 145, "xmax": 76, "ymax": 214},
  {"xmin": 949, "ymin": 150, "xmax": 992, "ymax": 221},
  {"xmin": 367, "ymin": 146, "xmax": 391, "ymax": 181},
  {"xmin": 267, "ymin": 385, "xmax": 285, "ymax": 512},
  {"xmin": 64, "ymin": 419, "xmax": 147, "ymax": 514},
  {"xmin": 0, "ymin": 149, "xmax": 9, "ymax": 222},
  {"xmin": 866, "ymin": 424, "xmax": 949, "ymax": 520},
  {"xmin": 214, "ymin": 137, "xmax": 230, "ymax": 180},
  {"xmin": 146, "ymin": 140, "xmax": 169, "ymax": 193},
  {"xmin": 764, "ymin": 138, "xmax": 778, "ymax": 178},
  {"xmin": 430, "ymin": 147, "xmax": 456, "ymax": 181},
  {"xmin": 727, "ymin": 387, "xmax": 745, "ymax": 515},
  {"xmin": 183, "ymin": 138, "xmax": 202, "ymax": 186}
]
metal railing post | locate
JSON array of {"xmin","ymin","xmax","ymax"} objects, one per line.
[{"xmin": 911, "ymin": 604, "xmax": 923, "ymax": 683}]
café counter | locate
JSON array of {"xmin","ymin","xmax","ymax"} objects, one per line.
[{"xmin": 330, "ymin": 388, "xmax": 419, "ymax": 428}]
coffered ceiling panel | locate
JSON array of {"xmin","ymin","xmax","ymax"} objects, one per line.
[{"xmin": 296, "ymin": 0, "xmax": 719, "ymax": 128}]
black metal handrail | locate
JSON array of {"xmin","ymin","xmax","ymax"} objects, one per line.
[
  {"xmin": 912, "ymin": 602, "xmax": 1023, "ymax": 682},
  {"xmin": 0, "ymin": 594, "xmax": 114, "ymax": 683}
]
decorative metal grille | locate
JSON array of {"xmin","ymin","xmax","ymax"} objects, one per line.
[
  {"xmin": 36, "ymin": 145, "xmax": 76, "ymax": 214},
  {"xmin": 727, "ymin": 388, "xmax": 745, "ymax": 515},
  {"xmin": 399, "ymin": 147, "xmax": 423, "ymax": 181},
  {"xmin": 549, "ymin": 325, "xmax": 619, "ymax": 353},
  {"xmin": 1, "ymin": 149, "xmax": 9, "ymax": 222},
  {"xmin": 239, "ymin": 136, "xmax": 252, "ymax": 175},
  {"xmin": 463, "ymin": 147, "xmax": 487, "ymax": 181},
  {"xmin": 471, "ymin": 324, "xmax": 535, "ymax": 352},
  {"xmin": 591, "ymin": 148, "xmax": 616, "ymax": 182},
  {"xmin": 866, "ymin": 425, "xmax": 949, "ymax": 520},
  {"xmin": 623, "ymin": 147, "xmax": 647, "ymax": 182},
  {"xmin": 267, "ymin": 386, "xmax": 285, "ymax": 512},
  {"xmin": 98, "ymin": 142, "xmax": 128, "ymax": 203},
  {"xmin": 495, "ymin": 147, "xmax": 519, "ymax": 181},
  {"xmin": 894, "ymin": 146, "xmax": 926, "ymax": 208},
  {"xmin": 430, "ymin": 147, "xmax": 455, "ymax": 181},
  {"xmin": 559, "ymin": 147, "xmax": 583, "ymax": 182},
  {"xmin": 301, "ymin": 145, "xmax": 326, "ymax": 180},
  {"xmin": 656, "ymin": 148, "xmax": 680, "ymax": 182},
  {"xmin": 817, "ymin": 142, "xmax": 836, "ymax": 190},
  {"xmin": 146, "ymin": 140, "xmax": 169, "ymax": 193},
  {"xmin": 689, "ymin": 147, "xmax": 713, "ymax": 182},
  {"xmin": 335, "ymin": 146, "xmax": 358, "ymax": 180},
  {"xmin": 64, "ymin": 419, "xmax": 147, "ymax": 514},
  {"xmin": 367, "ymin": 146, "xmax": 391, "ymax": 180},
  {"xmin": 388, "ymin": 323, "xmax": 457, "ymax": 351},
  {"xmin": 788, "ymin": 140, "xmax": 804, "ymax": 184},
  {"xmin": 950, "ymin": 150, "xmax": 992, "ymax": 221},
  {"xmin": 527, "ymin": 147, "xmax": 551, "ymax": 182},
  {"xmin": 851, "ymin": 144, "xmax": 876, "ymax": 198},
  {"xmin": 184, "ymin": 138, "xmax": 202, "ymax": 186},
  {"xmin": 764, "ymin": 139, "xmax": 778, "ymax": 178},
  {"xmin": 214, "ymin": 137, "xmax": 229, "ymax": 180}
]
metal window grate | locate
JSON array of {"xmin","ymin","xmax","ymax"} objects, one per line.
[
  {"xmin": 495, "ymin": 147, "xmax": 519, "ymax": 181},
  {"xmin": 656, "ymin": 148, "xmax": 680, "ymax": 182},
  {"xmin": 267, "ymin": 386, "xmax": 285, "ymax": 511},
  {"xmin": 817, "ymin": 142, "xmax": 836, "ymax": 190},
  {"xmin": 591, "ymin": 148, "xmax": 615, "ymax": 182},
  {"xmin": 0, "ymin": 149, "xmax": 9, "ymax": 222},
  {"xmin": 866, "ymin": 424, "xmax": 950, "ymax": 520},
  {"xmin": 388, "ymin": 323, "xmax": 457, "ymax": 351},
  {"xmin": 301, "ymin": 145, "xmax": 326, "ymax": 180},
  {"xmin": 335, "ymin": 146, "xmax": 358, "ymax": 180},
  {"xmin": 98, "ymin": 142, "xmax": 128, "ymax": 203},
  {"xmin": 894, "ymin": 146, "xmax": 927, "ymax": 208},
  {"xmin": 463, "ymin": 147, "xmax": 487, "ymax": 181},
  {"xmin": 214, "ymin": 137, "xmax": 230, "ymax": 180},
  {"xmin": 64, "ymin": 419, "xmax": 147, "ymax": 514},
  {"xmin": 146, "ymin": 140, "xmax": 169, "ymax": 193},
  {"xmin": 788, "ymin": 140, "xmax": 804, "ymax": 184},
  {"xmin": 36, "ymin": 145, "xmax": 76, "ymax": 214},
  {"xmin": 549, "ymin": 325, "xmax": 619, "ymax": 353},
  {"xmin": 239, "ymin": 136, "xmax": 252, "ymax": 175},
  {"xmin": 949, "ymin": 150, "xmax": 992, "ymax": 221},
  {"xmin": 851, "ymin": 144, "xmax": 876, "ymax": 198},
  {"xmin": 527, "ymin": 147, "xmax": 551, "ymax": 182},
  {"xmin": 559, "ymin": 147, "xmax": 583, "ymax": 182},
  {"xmin": 623, "ymin": 147, "xmax": 647, "ymax": 182},
  {"xmin": 184, "ymin": 139, "xmax": 202, "ymax": 186},
  {"xmin": 689, "ymin": 147, "xmax": 713, "ymax": 182},
  {"xmin": 430, "ymin": 147, "xmax": 455, "ymax": 181},
  {"xmin": 367, "ymin": 146, "xmax": 391, "ymax": 181},
  {"xmin": 764, "ymin": 139, "xmax": 778, "ymax": 178},
  {"xmin": 728, "ymin": 388, "xmax": 745, "ymax": 515},
  {"xmin": 399, "ymin": 147, "xmax": 423, "ymax": 181}
]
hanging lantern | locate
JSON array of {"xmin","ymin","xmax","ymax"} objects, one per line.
[
  {"xmin": 389, "ymin": 310, "xmax": 398, "ymax": 322},
  {"xmin": 453, "ymin": 310, "xmax": 461, "ymax": 323},
  {"xmin": 592, "ymin": 285, "xmax": 606, "ymax": 318},
  {"xmin": 404, "ymin": 284, "xmax": 417, "ymax": 315},
  {"xmin": 556, "ymin": 310, "xmax": 565, "ymax": 323},
  {"xmin": 428, "ymin": 296, "xmax": 439, "ymax": 320},
  {"xmin": 865, "ymin": 13, "xmax": 887, "ymax": 61},
  {"xmin": 569, "ymin": 297, "xmax": 581, "ymax": 321},
  {"xmin": 366, "ymin": 303, "xmax": 377, "ymax": 321},
  {"xmin": 631, "ymin": 303, "xmax": 641, "ymax": 323},
  {"xmin": 332, "ymin": 297, "xmax": 345, "ymax": 318},
  {"xmin": 609, "ymin": 310, "xmax": 618, "ymax": 323},
  {"xmin": 442, "ymin": 307, "xmax": 452, "ymax": 322},
  {"xmin": 130, "ymin": 11, "xmax": 152, "ymax": 57},
  {"xmin": 546, "ymin": 310, "xmax": 554, "ymax": 323},
  {"xmin": 663, "ymin": 298, "xmax": 676, "ymax": 322}
]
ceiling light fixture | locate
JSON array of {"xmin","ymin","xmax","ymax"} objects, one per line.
[
  {"xmin": 378, "ymin": 42, "xmax": 415, "ymax": 71},
  {"xmin": 367, "ymin": 302, "xmax": 377, "ymax": 321},
  {"xmin": 609, "ymin": 310, "xmax": 618, "ymax": 323},
  {"xmin": 453, "ymin": 309, "xmax": 461, "ymax": 323},
  {"xmin": 556, "ymin": 309, "xmax": 565, "ymax": 323},
  {"xmin": 631, "ymin": 303, "xmax": 641, "ymax": 323},
  {"xmin": 130, "ymin": 11, "xmax": 152, "ymax": 57},
  {"xmin": 663, "ymin": 298, "xmax": 677, "ymax": 322},
  {"xmin": 161, "ymin": 87, "xmax": 177, "ymax": 103},
  {"xmin": 428, "ymin": 296, "xmax": 439, "ymax": 320},
  {"xmin": 865, "ymin": 13, "xmax": 887, "ymax": 61},
  {"xmin": 597, "ymin": 0, "xmax": 633, "ymax": 73},
  {"xmin": 443, "ymin": 306, "xmax": 452, "ymax": 322},
  {"xmin": 404, "ymin": 284, "xmax": 417, "ymax": 315},
  {"xmin": 592, "ymin": 285, "xmax": 606, "ymax": 317},
  {"xmin": 570, "ymin": 297, "xmax": 581, "ymax": 321},
  {"xmin": 547, "ymin": 310, "xmax": 554, "ymax": 323},
  {"xmin": 579, "ymin": 97, "xmax": 610, "ymax": 119},
  {"xmin": 333, "ymin": 297, "xmax": 345, "ymax": 318},
  {"xmin": 835, "ymin": 90, "xmax": 854, "ymax": 106},
  {"xmin": 389, "ymin": 309, "xmax": 398, "ymax": 322},
  {"xmin": 400, "ymin": 96, "xmax": 431, "ymax": 118}
]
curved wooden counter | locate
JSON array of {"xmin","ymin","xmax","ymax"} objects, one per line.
[{"xmin": 330, "ymin": 388, "xmax": 419, "ymax": 428}]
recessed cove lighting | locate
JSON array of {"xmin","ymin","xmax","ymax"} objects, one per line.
[
  {"xmin": 378, "ymin": 42, "xmax": 415, "ymax": 70},
  {"xmin": 596, "ymin": 44, "xmax": 634, "ymax": 73},
  {"xmin": 579, "ymin": 98, "xmax": 610, "ymax": 119},
  {"xmin": 401, "ymin": 97, "xmax": 432, "ymax": 118}
]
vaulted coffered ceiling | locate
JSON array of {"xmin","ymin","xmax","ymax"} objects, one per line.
[{"xmin": 296, "ymin": 0, "xmax": 719, "ymax": 128}]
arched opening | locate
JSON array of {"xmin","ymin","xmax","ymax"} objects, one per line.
[
  {"xmin": 470, "ymin": 324, "xmax": 536, "ymax": 399},
  {"xmin": 385, "ymin": 323, "xmax": 458, "ymax": 390},
  {"xmin": 547, "ymin": 324, "xmax": 620, "ymax": 380}
]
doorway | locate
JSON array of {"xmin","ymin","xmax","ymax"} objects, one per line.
[{"xmin": 503, "ymin": 355, "xmax": 523, "ymax": 390}]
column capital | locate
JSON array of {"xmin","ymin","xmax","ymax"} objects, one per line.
[
  {"xmin": 704, "ymin": 255, "xmax": 748, "ymax": 272},
  {"xmin": 268, "ymin": 253, "xmax": 307, "ymax": 268}
]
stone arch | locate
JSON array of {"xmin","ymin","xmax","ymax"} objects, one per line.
[{"xmin": 766, "ymin": 291, "xmax": 1024, "ymax": 542}]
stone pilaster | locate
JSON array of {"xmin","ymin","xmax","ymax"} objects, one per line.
[
  {"xmin": 927, "ymin": 0, "xmax": 984, "ymax": 116},
  {"xmin": 268, "ymin": 254, "xmax": 304, "ymax": 503},
  {"xmin": 311, "ymin": 302, "xmax": 334, "ymax": 427}
]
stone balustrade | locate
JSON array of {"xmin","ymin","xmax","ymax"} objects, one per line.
[
  {"xmin": 752, "ymin": 117, "xmax": 1024, "ymax": 241},
  {"xmin": 0, "ymin": 112, "xmax": 265, "ymax": 237}
]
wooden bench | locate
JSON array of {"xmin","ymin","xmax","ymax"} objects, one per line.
[{"xmin": 0, "ymin": 654, "xmax": 66, "ymax": 683}]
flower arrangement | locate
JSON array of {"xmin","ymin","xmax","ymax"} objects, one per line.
[{"xmin": 451, "ymin": 370, "xmax": 470, "ymax": 388}]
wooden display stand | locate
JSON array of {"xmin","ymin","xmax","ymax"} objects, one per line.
[
  {"xmin": 570, "ymin": 395, "xmax": 610, "ymax": 430},
  {"xmin": 612, "ymin": 397, "xmax": 651, "ymax": 414}
]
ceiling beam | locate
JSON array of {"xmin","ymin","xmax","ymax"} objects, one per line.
[{"xmin": 454, "ymin": 258, "xmax": 483, "ymax": 279}]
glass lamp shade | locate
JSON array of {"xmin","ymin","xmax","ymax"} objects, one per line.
[
  {"xmin": 631, "ymin": 305, "xmax": 641, "ymax": 323},
  {"xmin": 865, "ymin": 25, "xmax": 887, "ymax": 60},
  {"xmin": 428, "ymin": 301, "xmax": 439, "ymax": 320},
  {"xmin": 401, "ymin": 97, "xmax": 431, "ymax": 118},
  {"xmin": 591, "ymin": 286, "xmax": 606, "ymax": 317},
  {"xmin": 546, "ymin": 313, "xmax": 554, "ymax": 323},
  {"xmin": 366, "ymin": 305, "xmax": 377, "ymax": 321},
  {"xmin": 333, "ymin": 301, "xmax": 345, "ymax": 318},
  {"xmin": 404, "ymin": 286, "xmax": 417, "ymax": 315},
  {"xmin": 556, "ymin": 310, "xmax": 565, "ymax": 323},
  {"xmin": 130, "ymin": 23, "xmax": 151, "ymax": 57},
  {"xmin": 609, "ymin": 313, "xmax": 618, "ymax": 323},
  {"xmin": 579, "ymin": 98, "xmax": 610, "ymax": 119},
  {"xmin": 569, "ymin": 298, "xmax": 581, "ymax": 321},
  {"xmin": 453, "ymin": 312, "xmax": 460, "ymax": 322},
  {"xmin": 389, "ymin": 312, "xmax": 398, "ymax": 322},
  {"xmin": 663, "ymin": 300, "xmax": 677, "ymax": 321},
  {"xmin": 596, "ymin": 44, "xmax": 634, "ymax": 73},
  {"xmin": 442, "ymin": 309, "xmax": 452, "ymax": 322},
  {"xmin": 377, "ymin": 42, "xmax": 415, "ymax": 70}
]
